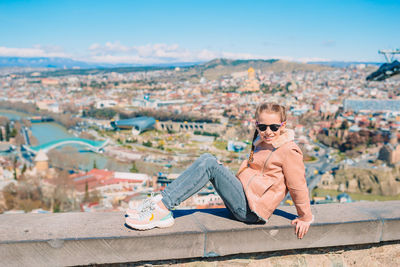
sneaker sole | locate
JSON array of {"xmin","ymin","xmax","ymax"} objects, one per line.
[{"xmin": 125, "ymin": 217, "xmax": 175, "ymax": 230}]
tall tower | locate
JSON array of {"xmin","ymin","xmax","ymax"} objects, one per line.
[
  {"xmin": 239, "ymin": 67, "xmax": 260, "ymax": 92},
  {"xmin": 248, "ymin": 67, "xmax": 256, "ymax": 79}
]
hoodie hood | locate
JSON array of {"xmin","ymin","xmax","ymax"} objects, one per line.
[{"xmin": 253, "ymin": 128, "xmax": 295, "ymax": 149}]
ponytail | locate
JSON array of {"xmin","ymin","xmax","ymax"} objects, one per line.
[
  {"xmin": 236, "ymin": 129, "xmax": 259, "ymax": 178},
  {"xmin": 248, "ymin": 129, "xmax": 258, "ymax": 163}
]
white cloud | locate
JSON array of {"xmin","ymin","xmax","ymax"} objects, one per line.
[
  {"xmin": 268, "ymin": 55, "xmax": 331, "ymax": 63},
  {"xmin": 88, "ymin": 43, "xmax": 101, "ymax": 51},
  {"xmin": 86, "ymin": 42, "xmax": 267, "ymax": 63},
  {"xmin": 0, "ymin": 42, "xmax": 330, "ymax": 64},
  {"xmin": 0, "ymin": 45, "xmax": 69, "ymax": 58}
]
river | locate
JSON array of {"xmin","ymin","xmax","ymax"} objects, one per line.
[{"xmin": 0, "ymin": 109, "xmax": 131, "ymax": 172}]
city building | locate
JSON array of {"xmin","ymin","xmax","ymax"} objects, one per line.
[
  {"xmin": 344, "ymin": 99, "xmax": 400, "ymax": 113},
  {"xmin": 96, "ymin": 100, "xmax": 117, "ymax": 109},
  {"xmin": 238, "ymin": 67, "xmax": 260, "ymax": 92},
  {"xmin": 378, "ymin": 131, "xmax": 400, "ymax": 165},
  {"xmin": 132, "ymin": 97, "xmax": 186, "ymax": 109},
  {"xmin": 379, "ymin": 144, "xmax": 400, "ymax": 165},
  {"xmin": 110, "ymin": 116, "xmax": 156, "ymax": 135},
  {"xmin": 318, "ymin": 172, "xmax": 336, "ymax": 190},
  {"xmin": 155, "ymin": 120, "xmax": 225, "ymax": 134},
  {"xmin": 227, "ymin": 140, "xmax": 246, "ymax": 152}
]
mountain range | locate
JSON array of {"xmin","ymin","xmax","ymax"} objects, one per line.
[
  {"xmin": 0, "ymin": 56, "xmax": 383, "ymax": 69},
  {"xmin": 0, "ymin": 57, "xmax": 201, "ymax": 69},
  {"xmin": 0, "ymin": 57, "xmax": 383, "ymax": 80}
]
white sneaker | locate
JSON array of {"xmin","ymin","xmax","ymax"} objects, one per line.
[
  {"xmin": 125, "ymin": 194, "xmax": 163, "ymax": 218},
  {"xmin": 125, "ymin": 196, "xmax": 174, "ymax": 230}
]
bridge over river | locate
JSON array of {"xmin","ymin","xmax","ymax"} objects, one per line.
[{"xmin": 23, "ymin": 138, "xmax": 110, "ymax": 155}]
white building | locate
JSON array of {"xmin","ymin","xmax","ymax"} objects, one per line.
[
  {"xmin": 131, "ymin": 98, "xmax": 185, "ymax": 109},
  {"xmin": 96, "ymin": 100, "xmax": 117, "ymax": 109}
]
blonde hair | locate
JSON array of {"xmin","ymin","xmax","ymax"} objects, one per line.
[
  {"xmin": 248, "ymin": 102, "xmax": 287, "ymax": 162},
  {"xmin": 255, "ymin": 102, "xmax": 287, "ymax": 122}
]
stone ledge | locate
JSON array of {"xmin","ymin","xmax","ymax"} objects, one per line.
[{"xmin": 0, "ymin": 201, "xmax": 400, "ymax": 266}]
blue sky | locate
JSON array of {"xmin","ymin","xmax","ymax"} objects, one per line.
[{"xmin": 0, "ymin": 0, "xmax": 399, "ymax": 63}]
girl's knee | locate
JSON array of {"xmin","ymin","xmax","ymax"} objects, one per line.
[
  {"xmin": 199, "ymin": 153, "xmax": 217, "ymax": 164},
  {"xmin": 200, "ymin": 153, "xmax": 214, "ymax": 160}
]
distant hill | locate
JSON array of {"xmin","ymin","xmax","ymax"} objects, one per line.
[
  {"xmin": 183, "ymin": 58, "xmax": 334, "ymax": 80},
  {"xmin": 25, "ymin": 65, "xmax": 178, "ymax": 77},
  {"xmin": 0, "ymin": 56, "xmax": 202, "ymax": 69},
  {"xmin": 309, "ymin": 61, "xmax": 383, "ymax": 68},
  {"xmin": 3, "ymin": 57, "xmax": 337, "ymax": 79},
  {"xmin": 0, "ymin": 57, "xmax": 100, "ymax": 68}
]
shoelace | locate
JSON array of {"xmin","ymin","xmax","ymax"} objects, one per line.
[
  {"xmin": 129, "ymin": 193, "xmax": 156, "ymax": 211},
  {"xmin": 138, "ymin": 201, "xmax": 156, "ymax": 220},
  {"xmin": 130, "ymin": 198, "xmax": 151, "ymax": 211}
]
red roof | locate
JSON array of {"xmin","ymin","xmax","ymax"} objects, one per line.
[
  {"xmin": 87, "ymin": 168, "xmax": 113, "ymax": 180},
  {"xmin": 70, "ymin": 169, "xmax": 113, "ymax": 192},
  {"xmin": 102, "ymin": 178, "xmax": 144, "ymax": 185},
  {"xmin": 70, "ymin": 168, "xmax": 147, "ymax": 192}
]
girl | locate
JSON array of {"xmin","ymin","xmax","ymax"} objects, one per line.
[{"xmin": 125, "ymin": 102, "xmax": 313, "ymax": 239}]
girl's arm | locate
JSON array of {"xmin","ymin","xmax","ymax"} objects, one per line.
[
  {"xmin": 282, "ymin": 144, "xmax": 313, "ymax": 238},
  {"xmin": 282, "ymin": 144, "xmax": 313, "ymax": 221}
]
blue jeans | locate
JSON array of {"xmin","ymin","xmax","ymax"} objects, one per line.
[{"xmin": 161, "ymin": 153, "xmax": 259, "ymax": 223}]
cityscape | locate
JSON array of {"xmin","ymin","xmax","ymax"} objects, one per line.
[{"xmin": 0, "ymin": 59, "xmax": 399, "ymax": 214}]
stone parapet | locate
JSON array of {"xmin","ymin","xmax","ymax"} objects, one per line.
[{"xmin": 1, "ymin": 201, "xmax": 400, "ymax": 266}]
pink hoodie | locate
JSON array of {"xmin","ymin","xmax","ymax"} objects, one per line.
[{"xmin": 236, "ymin": 129, "xmax": 313, "ymax": 222}]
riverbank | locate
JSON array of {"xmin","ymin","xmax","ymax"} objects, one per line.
[
  {"xmin": 0, "ymin": 109, "xmax": 133, "ymax": 172},
  {"xmin": 0, "ymin": 101, "xmax": 80, "ymax": 129}
]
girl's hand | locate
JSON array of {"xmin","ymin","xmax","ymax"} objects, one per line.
[{"xmin": 291, "ymin": 217, "xmax": 312, "ymax": 239}]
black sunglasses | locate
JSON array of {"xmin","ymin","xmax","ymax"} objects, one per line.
[{"xmin": 256, "ymin": 122, "xmax": 283, "ymax": 132}]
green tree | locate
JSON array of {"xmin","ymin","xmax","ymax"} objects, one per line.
[
  {"xmin": 5, "ymin": 123, "xmax": 10, "ymax": 141},
  {"xmin": 83, "ymin": 181, "xmax": 90, "ymax": 203},
  {"xmin": 93, "ymin": 160, "xmax": 97, "ymax": 169},
  {"xmin": 340, "ymin": 120, "xmax": 349, "ymax": 130},
  {"xmin": 86, "ymin": 108, "xmax": 117, "ymax": 120},
  {"xmin": 21, "ymin": 164, "xmax": 27, "ymax": 174},
  {"xmin": 12, "ymin": 157, "xmax": 17, "ymax": 180},
  {"xmin": 0, "ymin": 128, "xmax": 3, "ymax": 141},
  {"xmin": 53, "ymin": 200, "xmax": 61, "ymax": 213},
  {"xmin": 10, "ymin": 128, "xmax": 18, "ymax": 138},
  {"xmin": 285, "ymin": 82, "xmax": 292, "ymax": 92},
  {"xmin": 142, "ymin": 140, "xmax": 152, "ymax": 147},
  {"xmin": 130, "ymin": 162, "xmax": 139, "ymax": 173}
]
